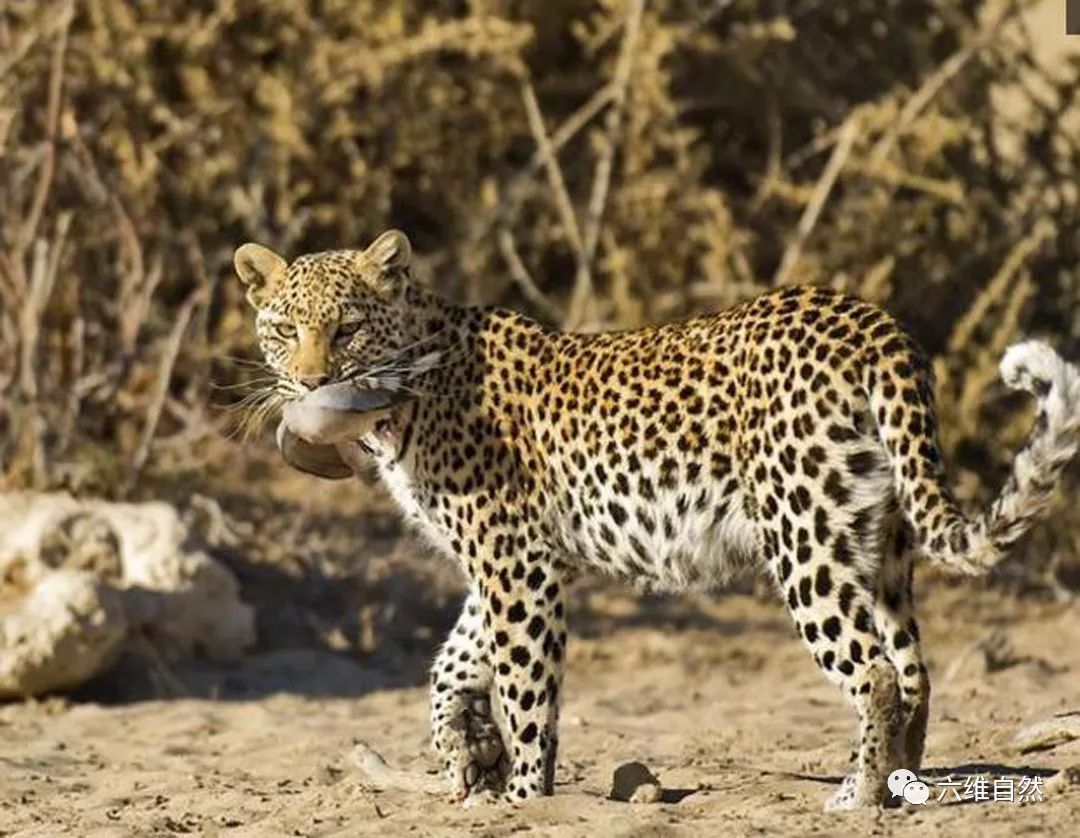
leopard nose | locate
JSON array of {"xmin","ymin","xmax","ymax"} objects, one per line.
[{"xmin": 299, "ymin": 373, "xmax": 330, "ymax": 390}]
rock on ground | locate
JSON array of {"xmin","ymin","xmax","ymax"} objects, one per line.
[{"xmin": 0, "ymin": 492, "xmax": 255, "ymax": 698}]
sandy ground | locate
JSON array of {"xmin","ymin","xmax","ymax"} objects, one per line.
[{"xmin": 1, "ymin": 561, "xmax": 1077, "ymax": 837}]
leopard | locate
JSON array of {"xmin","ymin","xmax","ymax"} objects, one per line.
[{"xmin": 234, "ymin": 229, "xmax": 1080, "ymax": 811}]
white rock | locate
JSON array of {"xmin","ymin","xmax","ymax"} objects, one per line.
[
  {"xmin": 0, "ymin": 570, "xmax": 126, "ymax": 699},
  {"xmin": 0, "ymin": 492, "xmax": 256, "ymax": 697}
]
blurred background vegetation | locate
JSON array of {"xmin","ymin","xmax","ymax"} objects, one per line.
[{"xmin": 1, "ymin": 0, "xmax": 1078, "ymax": 598}]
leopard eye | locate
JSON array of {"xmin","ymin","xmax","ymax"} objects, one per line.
[
  {"xmin": 273, "ymin": 322, "xmax": 297, "ymax": 340},
  {"xmin": 334, "ymin": 321, "xmax": 363, "ymax": 345}
]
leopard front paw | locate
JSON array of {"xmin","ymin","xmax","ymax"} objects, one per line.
[{"xmin": 435, "ymin": 692, "xmax": 509, "ymax": 802}]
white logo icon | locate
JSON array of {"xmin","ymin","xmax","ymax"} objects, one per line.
[
  {"xmin": 888, "ymin": 768, "xmax": 929, "ymax": 805},
  {"xmin": 903, "ymin": 780, "xmax": 930, "ymax": 805}
]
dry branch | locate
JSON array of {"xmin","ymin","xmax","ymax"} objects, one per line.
[
  {"xmin": 56, "ymin": 265, "xmax": 85, "ymax": 459},
  {"xmin": 348, "ymin": 742, "xmax": 447, "ymax": 795},
  {"xmin": 869, "ymin": 4, "xmax": 1015, "ymax": 164},
  {"xmin": 130, "ymin": 289, "xmax": 203, "ymax": 482},
  {"xmin": 473, "ymin": 81, "xmax": 616, "ymax": 262},
  {"xmin": 773, "ymin": 116, "xmax": 858, "ymax": 286},
  {"xmin": 785, "ymin": 5, "xmax": 1015, "ymax": 173},
  {"xmin": 1010, "ymin": 715, "xmax": 1080, "ymax": 754},
  {"xmin": 11, "ymin": 3, "xmax": 71, "ymax": 271},
  {"xmin": 566, "ymin": 0, "xmax": 646, "ymax": 330},
  {"xmin": 520, "ymin": 79, "xmax": 588, "ymax": 273},
  {"xmin": 11, "ymin": 213, "xmax": 72, "ymax": 487},
  {"xmin": 750, "ymin": 91, "xmax": 782, "ymax": 213},
  {"xmin": 496, "ymin": 227, "xmax": 563, "ymax": 322},
  {"xmin": 544, "ymin": 87, "xmax": 617, "ymax": 169},
  {"xmin": 947, "ymin": 221, "xmax": 1053, "ymax": 356},
  {"xmin": 0, "ymin": 1, "xmax": 72, "ymax": 83}
]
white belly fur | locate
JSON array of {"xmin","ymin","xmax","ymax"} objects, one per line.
[{"xmin": 372, "ymin": 434, "xmax": 760, "ymax": 592}]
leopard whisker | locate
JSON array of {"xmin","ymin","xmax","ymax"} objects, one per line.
[{"xmin": 210, "ymin": 376, "xmax": 280, "ymax": 393}]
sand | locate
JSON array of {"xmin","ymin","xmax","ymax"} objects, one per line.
[{"xmin": 1, "ymin": 567, "xmax": 1077, "ymax": 837}]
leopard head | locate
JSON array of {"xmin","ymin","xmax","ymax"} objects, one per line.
[{"xmin": 234, "ymin": 229, "xmax": 414, "ymax": 400}]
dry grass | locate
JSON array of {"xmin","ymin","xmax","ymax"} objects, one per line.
[{"xmin": 0, "ymin": 0, "xmax": 1077, "ymax": 587}]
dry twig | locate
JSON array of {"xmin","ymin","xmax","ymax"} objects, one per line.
[
  {"xmin": 566, "ymin": 0, "xmax": 646, "ymax": 330},
  {"xmin": 496, "ymin": 227, "xmax": 563, "ymax": 322},
  {"xmin": 130, "ymin": 289, "xmax": 203, "ymax": 482},
  {"xmin": 869, "ymin": 5, "xmax": 1014, "ymax": 165},
  {"xmin": 519, "ymin": 79, "xmax": 589, "ymax": 276},
  {"xmin": 347, "ymin": 742, "xmax": 447, "ymax": 795},
  {"xmin": 11, "ymin": 3, "xmax": 71, "ymax": 272},
  {"xmin": 773, "ymin": 116, "xmax": 858, "ymax": 286},
  {"xmin": 470, "ymin": 82, "xmax": 616, "ymax": 259}
]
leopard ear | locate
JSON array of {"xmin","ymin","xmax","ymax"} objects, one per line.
[
  {"xmin": 365, "ymin": 229, "xmax": 412, "ymax": 273},
  {"xmin": 361, "ymin": 229, "xmax": 412, "ymax": 298},
  {"xmin": 234, "ymin": 243, "xmax": 286, "ymax": 307}
]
